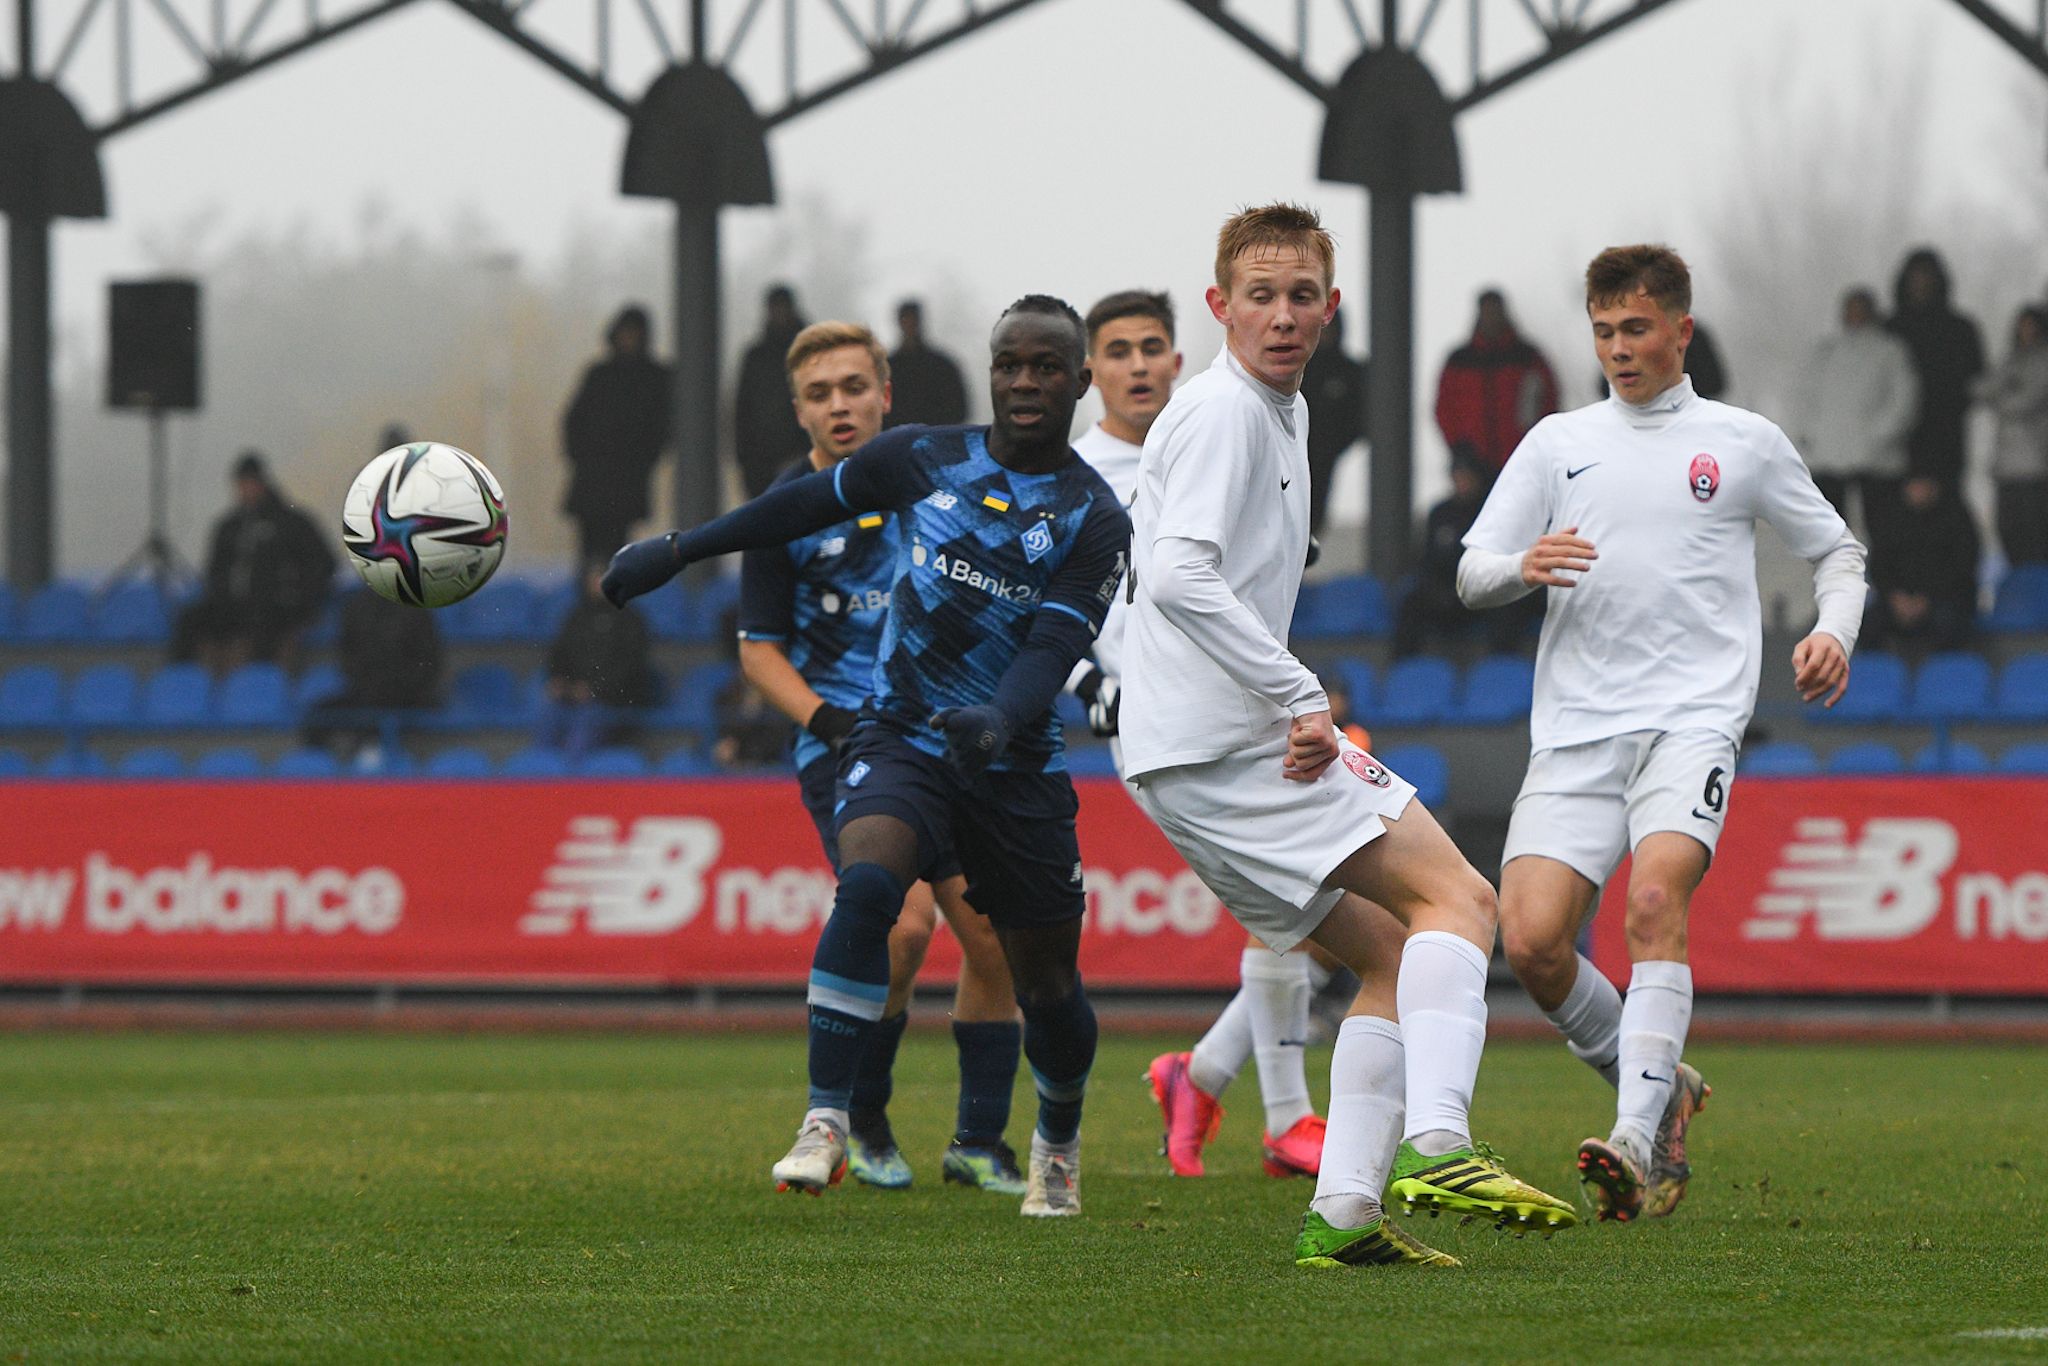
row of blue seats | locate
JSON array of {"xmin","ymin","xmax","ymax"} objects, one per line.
[{"xmin": 1743, "ymin": 739, "xmax": 2048, "ymax": 776}]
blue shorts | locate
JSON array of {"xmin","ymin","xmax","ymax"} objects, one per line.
[
  {"xmin": 833, "ymin": 724, "xmax": 1084, "ymax": 928},
  {"xmin": 799, "ymin": 750, "xmax": 962, "ymax": 881}
]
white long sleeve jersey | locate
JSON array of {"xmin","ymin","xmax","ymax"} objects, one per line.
[
  {"xmin": 1070, "ymin": 422, "xmax": 1143, "ymax": 679},
  {"xmin": 1459, "ymin": 377, "xmax": 1866, "ymax": 752},
  {"xmin": 1120, "ymin": 347, "xmax": 1326, "ymax": 779}
]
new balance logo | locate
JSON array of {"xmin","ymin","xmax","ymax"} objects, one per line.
[
  {"xmin": 1745, "ymin": 818, "xmax": 1956, "ymax": 943},
  {"xmin": 522, "ymin": 816, "xmax": 722, "ymax": 935},
  {"xmin": 923, "ymin": 490, "xmax": 959, "ymax": 511}
]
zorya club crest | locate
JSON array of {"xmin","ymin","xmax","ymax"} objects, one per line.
[{"xmin": 1689, "ymin": 453, "xmax": 1721, "ymax": 503}]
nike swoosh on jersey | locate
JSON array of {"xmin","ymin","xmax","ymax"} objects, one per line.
[
  {"xmin": 1690, "ymin": 806, "xmax": 1720, "ymax": 822},
  {"xmin": 1280, "ymin": 478, "xmax": 1292, "ymax": 490},
  {"xmin": 1566, "ymin": 464, "xmax": 1600, "ymax": 479}
]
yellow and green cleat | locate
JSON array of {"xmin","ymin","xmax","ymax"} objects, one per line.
[
  {"xmin": 1293, "ymin": 1210, "xmax": 1460, "ymax": 1268},
  {"xmin": 1388, "ymin": 1138, "xmax": 1578, "ymax": 1234}
]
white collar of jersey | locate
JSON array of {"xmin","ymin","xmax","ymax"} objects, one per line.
[
  {"xmin": 1217, "ymin": 345, "xmax": 1299, "ymax": 409},
  {"xmin": 1609, "ymin": 373, "xmax": 1696, "ymax": 427}
]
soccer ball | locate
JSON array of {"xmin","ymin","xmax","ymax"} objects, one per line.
[{"xmin": 342, "ymin": 442, "xmax": 508, "ymax": 607}]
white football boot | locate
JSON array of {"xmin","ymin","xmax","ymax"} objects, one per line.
[
  {"xmin": 771, "ymin": 1113, "xmax": 848, "ymax": 1196},
  {"xmin": 1020, "ymin": 1132, "xmax": 1081, "ymax": 1217}
]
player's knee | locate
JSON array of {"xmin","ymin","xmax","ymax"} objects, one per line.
[
  {"xmin": 834, "ymin": 862, "xmax": 908, "ymax": 938},
  {"xmin": 1623, "ymin": 882, "xmax": 1687, "ymax": 956},
  {"xmin": 1011, "ymin": 964, "xmax": 1082, "ymax": 1013},
  {"xmin": 1499, "ymin": 914, "xmax": 1568, "ymax": 983},
  {"xmin": 1454, "ymin": 871, "xmax": 1500, "ymax": 938},
  {"xmin": 889, "ymin": 916, "xmax": 934, "ymax": 966}
]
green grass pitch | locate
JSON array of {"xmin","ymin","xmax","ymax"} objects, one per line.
[{"xmin": 2, "ymin": 1030, "xmax": 2045, "ymax": 1363}]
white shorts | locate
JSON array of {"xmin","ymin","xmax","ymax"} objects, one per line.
[
  {"xmin": 1502, "ymin": 729, "xmax": 1738, "ymax": 886},
  {"xmin": 1128, "ymin": 732, "xmax": 1417, "ymax": 953}
]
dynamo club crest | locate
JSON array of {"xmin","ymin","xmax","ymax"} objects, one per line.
[{"xmin": 1021, "ymin": 521, "xmax": 1055, "ymax": 562}]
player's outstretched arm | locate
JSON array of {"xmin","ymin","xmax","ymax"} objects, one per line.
[{"xmin": 603, "ymin": 469, "xmax": 858, "ymax": 606}]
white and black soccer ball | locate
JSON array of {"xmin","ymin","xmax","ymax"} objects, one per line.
[{"xmin": 341, "ymin": 442, "xmax": 508, "ymax": 607}]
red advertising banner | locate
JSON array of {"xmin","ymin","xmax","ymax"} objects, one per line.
[
  {"xmin": 0, "ymin": 779, "xmax": 1248, "ymax": 988},
  {"xmin": 1593, "ymin": 778, "xmax": 2048, "ymax": 994}
]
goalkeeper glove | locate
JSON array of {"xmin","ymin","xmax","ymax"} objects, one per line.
[
  {"xmin": 930, "ymin": 705, "xmax": 1011, "ymax": 779},
  {"xmin": 602, "ymin": 532, "xmax": 684, "ymax": 607}
]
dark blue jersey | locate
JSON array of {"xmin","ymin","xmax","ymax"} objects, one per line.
[
  {"xmin": 833, "ymin": 424, "xmax": 1130, "ymax": 773},
  {"xmin": 735, "ymin": 457, "xmax": 897, "ymax": 771}
]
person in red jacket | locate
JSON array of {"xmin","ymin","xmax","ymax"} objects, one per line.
[{"xmin": 1434, "ymin": 289, "xmax": 1561, "ymax": 480}]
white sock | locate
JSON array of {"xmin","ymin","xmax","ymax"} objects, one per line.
[
  {"xmin": 1187, "ymin": 992, "xmax": 1253, "ymax": 1099},
  {"xmin": 1544, "ymin": 953, "xmax": 1623, "ymax": 1088},
  {"xmin": 1613, "ymin": 960, "xmax": 1693, "ymax": 1162},
  {"xmin": 1396, "ymin": 931, "xmax": 1490, "ymax": 1154},
  {"xmin": 1309, "ymin": 1015, "xmax": 1404, "ymax": 1229},
  {"xmin": 1242, "ymin": 947, "xmax": 1315, "ymax": 1134},
  {"xmin": 803, "ymin": 1105, "xmax": 849, "ymax": 1135}
]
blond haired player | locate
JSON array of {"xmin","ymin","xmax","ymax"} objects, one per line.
[
  {"xmin": 734, "ymin": 321, "xmax": 1027, "ymax": 1196},
  {"xmin": 1459, "ymin": 245, "xmax": 1865, "ymax": 1220},
  {"xmin": 1120, "ymin": 204, "xmax": 1576, "ymax": 1269}
]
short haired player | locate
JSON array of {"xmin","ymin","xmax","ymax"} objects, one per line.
[
  {"xmin": 606, "ymin": 297, "xmax": 1129, "ymax": 1218},
  {"xmin": 1067, "ymin": 289, "xmax": 1340, "ymax": 1181},
  {"xmin": 1121, "ymin": 203, "xmax": 1577, "ymax": 1270},
  {"xmin": 1458, "ymin": 245, "xmax": 1865, "ymax": 1220},
  {"xmin": 735, "ymin": 321, "xmax": 1026, "ymax": 1195}
]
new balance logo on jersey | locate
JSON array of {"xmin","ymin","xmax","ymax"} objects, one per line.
[
  {"xmin": 522, "ymin": 816, "xmax": 722, "ymax": 935},
  {"xmin": 924, "ymin": 490, "xmax": 959, "ymax": 511},
  {"xmin": 1689, "ymin": 453, "xmax": 1721, "ymax": 503},
  {"xmin": 819, "ymin": 536, "xmax": 847, "ymax": 557},
  {"xmin": 1745, "ymin": 818, "xmax": 1956, "ymax": 942}
]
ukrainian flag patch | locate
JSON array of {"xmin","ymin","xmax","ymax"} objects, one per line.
[
  {"xmin": 982, "ymin": 494, "xmax": 1011, "ymax": 513},
  {"xmin": 856, "ymin": 513, "xmax": 884, "ymax": 529}
]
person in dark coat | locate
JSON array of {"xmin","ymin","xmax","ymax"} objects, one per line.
[
  {"xmin": 561, "ymin": 304, "xmax": 673, "ymax": 566},
  {"xmin": 734, "ymin": 285, "xmax": 811, "ymax": 497},
  {"xmin": 1393, "ymin": 450, "xmax": 1539, "ymax": 657},
  {"xmin": 1685, "ymin": 319, "xmax": 1729, "ymax": 399},
  {"xmin": 1862, "ymin": 476, "xmax": 1981, "ymax": 655},
  {"xmin": 301, "ymin": 586, "xmax": 444, "ymax": 760},
  {"xmin": 542, "ymin": 563, "xmax": 657, "ymax": 757},
  {"xmin": 171, "ymin": 451, "xmax": 336, "ymax": 673},
  {"xmin": 1886, "ymin": 248, "xmax": 1986, "ymax": 496},
  {"xmin": 884, "ymin": 299, "xmax": 969, "ymax": 428},
  {"xmin": 1300, "ymin": 305, "xmax": 1366, "ymax": 534}
]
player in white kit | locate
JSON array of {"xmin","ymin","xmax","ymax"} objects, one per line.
[
  {"xmin": 1459, "ymin": 245, "xmax": 1866, "ymax": 1221},
  {"xmin": 1064, "ymin": 289, "xmax": 1338, "ymax": 1181},
  {"xmin": 1121, "ymin": 204, "xmax": 1577, "ymax": 1269}
]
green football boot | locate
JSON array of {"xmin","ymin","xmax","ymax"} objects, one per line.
[
  {"xmin": 1388, "ymin": 1138, "xmax": 1579, "ymax": 1234},
  {"xmin": 942, "ymin": 1139, "xmax": 1028, "ymax": 1196},
  {"xmin": 846, "ymin": 1132, "xmax": 913, "ymax": 1190},
  {"xmin": 1293, "ymin": 1210, "xmax": 1460, "ymax": 1268}
]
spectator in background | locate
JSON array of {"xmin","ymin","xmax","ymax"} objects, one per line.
[
  {"xmin": 171, "ymin": 451, "xmax": 335, "ymax": 674},
  {"xmin": 1300, "ymin": 304, "xmax": 1366, "ymax": 534},
  {"xmin": 1796, "ymin": 286, "xmax": 1918, "ymax": 543},
  {"xmin": 1393, "ymin": 450, "xmax": 1538, "ymax": 657},
  {"xmin": 1863, "ymin": 476, "xmax": 1980, "ymax": 654},
  {"xmin": 735, "ymin": 285, "xmax": 811, "ymax": 497},
  {"xmin": 542, "ymin": 563, "xmax": 656, "ymax": 758},
  {"xmin": 712, "ymin": 605, "xmax": 789, "ymax": 767},
  {"xmin": 1685, "ymin": 318, "xmax": 1729, "ymax": 399},
  {"xmin": 884, "ymin": 299, "xmax": 969, "ymax": 428},
  {"xmin": 302, "ymin": 586, "xmax": 444, "ymax": 763},
  {"xmin": 1887, "ymin": 247, "xmax": 1986, "ymax": 496},
  {"xmin": 1435, "ymin": 288, "xmax": 1559, "ymax": 484},
  {"xmin": 561, "ymin": 304, "xmax": 673, "ymax": 566},
  {"xmin": 1978, "ymin": 305, "xmax": 2048, "ymax": 566}
]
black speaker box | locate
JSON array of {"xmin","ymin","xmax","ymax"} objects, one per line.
[{"xmin": 108, "ymin": 279, "xmax": 201, "ymax": 411}]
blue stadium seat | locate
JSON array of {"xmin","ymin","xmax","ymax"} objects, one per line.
[
  {"xmin": 1742, "ymin": 741, "xmax": 1821, "ymax": 775},
  {"xmin": 446, "ymin": 663, "xmax": 529, "ymax": 727},
  {"xmin": 1986, "ymin": 565, "xmax": 2048, "ymax": 632},
  {"xmin": 679, "ymin": 574, "xmax": 743, "ymax": 643},
  {"xmin": 1329, "ymin": 659, "xmax": 1378, "ymax": 717},
  {"xmin": 1064, "ymin": 744, "xmax": 1119, "ymax": 777},
  {"xmin": 115, "ymin": 746, "xmax": 185, "ymax": 778},
  {"xmin": 0, "ymin": 747, "xmax": 31, "ymax": 777},
  {"xmin": 0, "ymin": 665, "xmax": 65, "ymax": 729},
  {"xmin": 1820, "ymin": 651, "xmax": 1906, "ymax": 722},
  {"xmin": 192, "ymin": 746, "xmax": 264, "ymax": 778},
  {"xmin": 1905, "ymin": 652, "xmax": 1993, "ymax": 721},
  {"xmin": 1995, "ymin": 741, "xmax": 2048, "ymax": 775},
  {"xmin": 217, "ymin": 663, "xmax": 292, "ymax": 727},
  {"xmin": 300, "ymin": 597, "xmax": 342, "ymax": 648},
  {"xmin": 0, "ymin": 583, "xmax": 14, "ymax": 637},
  {"xmin": 656, "ymin": 746, "xmax": 717, "ymax": 777},
  {"xmin": 580, "ymin": 746, "xmax": 650, "ymax": 777},
  {"xmin": 93, "ymin": 583, "xmax": 173, "ymax": 642},
  {"xmin": 424, "ymin": 746, "xmax": 494, "ymax": 778},
  {"xmin": 657, "ymin": 661, "xmax": 736, "ymax": 733},
  {"xmin": 1457, "ymin": 655, "xmax": 1535, "ymax": 723},
  {"xmin": 501, "ymin": 746, "xmax": 571, "ymax": 778},
  {"xmin": 1374, "ymin": 657, "xmax": 1457, "ymax": 727},
  {"xmin": 635, "ymin": 582, "xmax": 693, "ymax": 642},
  {"xmin": 18, "ymin": 582, "xmax": 92, "ymax": 642},
  {"xmin": 68, "ymin": 664, "xmax": 140, "ymax": 728},
  {"xmin": 1826, "ymin": 742, "xmax": 1903, "ymax": 775},
  {"xmin": 1292, "ymin": 576, "xmax": 1389, "ymax": 639},
  {"xmin": 1378, "ymin": 743, "xmax": 1449, "ymax": 809},
  {"xmin": 273, "ymin": 747, "xmax": 342, "ymax": 777},
  {"xmin": 294, "ymin": 662, "xmax": 346, "ymax": 710},
  {"xmin": 1993, "ymin": 653, "xmax": 2048, "ymax": 721},
  {"xmin": 141, "ymin": 664, "xmax": 213, "ymax": 728},
  {"xmin": 440, "ymin": 577, "xmax": 536, "ymax": 642},
  {"xmin": 1910, "ymin": 740, "xmax": 1989, "ymax": 774},
  {"xmin": 41, "ymin": 749, "xmax": 107, "ymax": 777}
]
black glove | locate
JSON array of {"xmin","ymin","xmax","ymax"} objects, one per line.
[
  {"xmin": 930, "ymin": 705, "xmax": 1012, "ymax": 779},
  {"xmin": 601, "ymin": 532, "xmax": 684, "ymax": 607},
  {"xmin": 805, "ymin": 701, "xmax": 861, "ymax": 751},
  {"xmin": 1072, "ymin": 666, "xmax": 1120, "ymax": 738},
  {"xmin": 1305, "ymin": 534, "xmax": 1321, "ymax": 570}
]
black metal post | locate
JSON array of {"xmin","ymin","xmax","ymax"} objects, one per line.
[
  {"xmin": 6, "ymin": 209, "xmax": 55, "ymax": 589},
  {"xmin": 672, "ymin": 194, "xmax": 722, "ymax": 582},
  {"xmin": 1365, "ymin": 188, "xmax": 1415, "ymax": 581}
]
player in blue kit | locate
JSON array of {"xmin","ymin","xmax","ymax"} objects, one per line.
[
  {"xmin": 606, "ymin": 297, "xmax": 1131, "ymax": 1217},
  {"xmin": 735, "ymin": 320, "xmax": 1026, "ymax": 1195}
]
